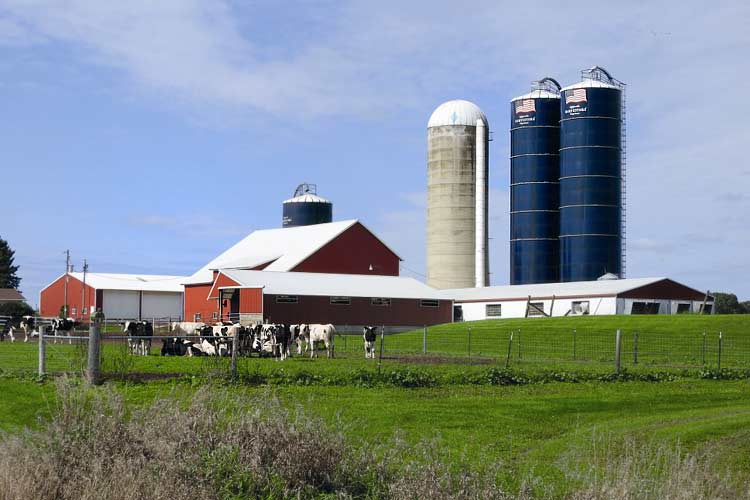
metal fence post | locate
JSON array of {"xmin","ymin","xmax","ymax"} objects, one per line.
[
  {"xmin": 615, "ymin": 329, "xmax": 622, "ymax": 374},
  {"xmin": 377, "ymin": 327, "xmax": 385, "ymax": 375},
  {"xmin": 505, "ymin": 332, "xmax": 514, "ymax": 369},
  {"xmin": 38, "ymin": 320, "xmax": 45, "ymax": 377},
  {"xmin": 517, "ymin": 327, "xmax": 522, "ymax": 360},
  {"xmin": 718, "ymin": 331, "xmax": 723, "ymax": 371},
  {"xmin": 87, "ymin": 320, "xmax": 101, "ymax": 385},
  {"xmin": 422, "ymin": 325, "xmax": 427, "ymax": 354},
  {"xmin": 702, "ymin": 331, "xmax": 706, "ymax": 365},
  {"xmin": 633, "ymin": 330, "xmax": 638, "ymax": 365},
  {"xmin": 573, "ymin": 328, "xmax": 577, "ymax": 361},
  {"xmin": 231, "ymin": 329, "xmax": 239, "ymax": 378},
  {"xmin": 468, "ymin": 327, "xmax": 472, "ymax": 362}
]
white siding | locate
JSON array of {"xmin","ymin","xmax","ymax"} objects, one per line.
[
  {"xmin": 458, "ymin": 297, "xmax": 618, "ymax": 320},
  {"xmin": 102, "ymin": 290, "xmax": 140, "ymax": 319},
  {"xmin": 141, "ymin": 292, "xmax": 183, "ymax": 319}
]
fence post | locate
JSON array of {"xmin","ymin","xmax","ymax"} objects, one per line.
[
  {"xmin": 718, "ymin": 331, "xmax": 723, "ymax": 371},
  {"xmin": 422, "ymin": 325, "xmax": 427, "ymax": 354},
  {"xmin": 377, "ymin": 327, "xmax": 385, "ymax": 375},
  {"xmin": 615, "ymin": 329, "xmax": 622, "ymax": 374},
  {"xmin": 87, "ymin": 318, "xmax": 102, "ymax": 385},
  {"xmin": 517, "ymin": 327, "xmax": 522, "ymax": 360},
  {"xmin": 468, "ymin": 327, "xmax": 472, "ymax": 362},
  {"xmin": 38, "ymin": 320, "xmax": 45, "ymax": 377},
  {"xmin": 505, "ymin": 332, "xmax": 514, "ymax": 369},
  {"xmin": 633, "ymin": 330, "xmax": 638, "ymax": 365},
  {"xmin": 702, "ymin": 331, "xmax": 706, "ymax": 365},
  {"xmin": 230, "ymin": 329, "xmax": 239, "ymax": 378},
  {"xmin": 573, "ymin": 328, "xmax": 577, "ymax": 361}
]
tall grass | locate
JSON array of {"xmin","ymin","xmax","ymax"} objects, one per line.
[{"xmin": 0, "ymin": 380, "xmax": 747, "ymax": 499}]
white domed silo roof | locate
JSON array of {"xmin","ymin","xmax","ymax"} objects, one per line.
[
  {"xmin": 428, "ymin": 99, "xmax": 488, "ymax": 128},
  {"xmin": 561, "ymin": 79, "xmax": 621, "ymax": 91},
  {"xmin": 283, "ymin": 193, "xmax": 331, "ymax": 204},
  {"xmin": 511, "ymin": 89, "xmax": 560, "ymax": 102}
]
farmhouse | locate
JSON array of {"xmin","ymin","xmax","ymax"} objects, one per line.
[
  {"xmin": 445, "ymin": 277, "xmax": 715, "ymax": 321},
  {"xmin": 40, "ymin": 272, "xmax": 185, "ymax": 320},
  {"xmin": 185, "ymin": 269, "xmax": 451, "ymax": 326},
  {"xmin": 0, "ymin": 289, "xmax": 26, "ymax": 306}
]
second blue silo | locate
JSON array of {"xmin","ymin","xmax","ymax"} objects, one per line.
[
  {"xmin": 559, "ymin": 67, "xmax": 624, "ymax": 282},
  {"xmin": 282, "ymin": 183, "xmax": 333, "ymax": 227},
  {"xmin": 510, "ymin": 78, "xmax": 561, "ymax": 284}
]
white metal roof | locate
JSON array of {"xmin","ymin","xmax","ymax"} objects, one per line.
[
  {"xmin": 428, "ymin": 99, "xmax": 488, "ymax": 128},
  {"xmin": 561, "ymin": 79, "xmax": 621, "ymax": 91},
  {"xmin": 511, "ymin": 89, "xmax": 560, "ymax": 102},
  {"xmin": 442, "ymin": 277, "xmax": 669, "ymax": 302},
  {"xmin": 184, "ymin": 219, "xmax": 401, "ymax": 285},
  {"xmin": 283, "ymin": 194, "xmax": 331, "ymax": 204},
  {"xmin": 52, "ymin": 272, "xmax": 186, "ymax": 293},
  {"xmin": 219, "ymin": 269, "xmax": 444, "ymax": 300}
]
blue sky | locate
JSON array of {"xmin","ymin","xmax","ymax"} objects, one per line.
[{"xmin": 1, "ymin": 0, "xmax": 748, "ymax": 306}]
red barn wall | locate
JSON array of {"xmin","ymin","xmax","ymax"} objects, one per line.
[
  {"xmin": 40, "ymin": 275, "xmax": 96, "ymax": 320},
  {"xmin": 184, "ymin": 284, "xmax": 217, "ymax": 322},
  {"xmin": 263, "ymin": 295, "xmax": 451, "ymax": 326},
  {"xmin": 239, "ymin": 288, "xmax": 263, "ymax": 314},
  {"xmin": 293, "ymin": 223, "xmax": 400, "ymax": 276}
]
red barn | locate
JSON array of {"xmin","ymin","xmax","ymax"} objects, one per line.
[{"xmin": 182, "ymin": 219, "xmax": 404, "ymax": 322}]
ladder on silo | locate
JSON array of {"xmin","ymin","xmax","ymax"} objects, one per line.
[{"xmin": 620, "ymin": 84, "xmax": 627, "ymax": 278}]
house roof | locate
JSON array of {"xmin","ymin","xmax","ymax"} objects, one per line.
[
  {"xmin": 183, "ymin": 219, "xmax": 401, "ymax": 285},
  {"xmin": 42, "ymin": 273, "xmax": 185, "ymax": 293},
  {"xmin": 218, "ymin": 269, "xmax": 444, "ymax": 300},
  {"xmin": 442, "ymin": 277, "xmax": 679, "ymax": 302},
  {"xmin": 0, "ymin": 289, "xmax": 26, "ymax": 301}
]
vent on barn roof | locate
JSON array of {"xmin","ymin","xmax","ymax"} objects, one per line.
[{"xmin": 282, "ymin": 183, "xmax": 333, "ymax": 228}]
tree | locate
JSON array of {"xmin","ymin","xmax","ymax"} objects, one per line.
[
  {"xmin": 0, "ymin": 301, "xmax": 34, "ymax": 319},
  {"xmin": 713, "ymin": 292, "xmax": 748, "ymax": 314},
  {"xmin": 0, "ymin": 236, "xmax": 21, "ymax": 290}
]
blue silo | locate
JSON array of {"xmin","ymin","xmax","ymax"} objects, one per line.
[
  {"xmin": 510, "ymin": 78, "xmax": 561, "ymax": 284},
  {"xmin": 559, "ymin": 67, "xmax": 625, "ymax": 282},
  {"xmin": 282, "ymin": 183, "xmax": 333, "ymax": 227}
]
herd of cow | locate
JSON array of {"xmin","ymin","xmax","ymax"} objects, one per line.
[{"xmin": 0, "ymin": 316, "xmax": 382, "ymax": 360}]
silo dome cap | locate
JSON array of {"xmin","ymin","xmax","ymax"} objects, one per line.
[
  {"xmin": 283, "ymin": 193, "xmax": 331, "ymax": 204},
  {"xmin": 428, "ymin": 99, "xmax": 488, "ymax": 128}
]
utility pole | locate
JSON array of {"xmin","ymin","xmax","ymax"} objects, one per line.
[
  {"xmin": 64, "ymin": 250, "xmax": 70, "ymax": 318},
  {"xmin": 81, "ymin": 259, "xmax": 88, "ymax": 319}
]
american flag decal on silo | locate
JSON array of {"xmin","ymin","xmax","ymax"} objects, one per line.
[
  {"xmin": 565, "ymin": 88, "xmax": 587, "ymax": 104},
  {"xmin": 515, "ymin": 99, "xmax": 536, "ymax": 113}
]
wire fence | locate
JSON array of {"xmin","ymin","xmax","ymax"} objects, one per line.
[{"xmin": 0, "ymin": 317, "xmax": 748, "ymax": 380}]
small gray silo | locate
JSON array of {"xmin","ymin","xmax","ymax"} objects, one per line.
[{"xmin": 282, "ymin": 183, "xmax": 333, "ymax": 228}]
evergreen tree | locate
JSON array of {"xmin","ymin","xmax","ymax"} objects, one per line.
[{"xmin": 0, "ymin": 237, "xmax": 21, "ymax": 289}]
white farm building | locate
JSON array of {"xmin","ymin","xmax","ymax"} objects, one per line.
[{"xmin": 444, "ymin": 277, "xmax": 714, "ymax": 321}]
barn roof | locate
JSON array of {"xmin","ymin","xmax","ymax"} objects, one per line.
[
  {"xmin": 442, "ymin": 277, "xmax": 702, "ymax": 302},
  {"xmin": 184, "ymin": 219, "xmax": 401, "ymax": 285},
  {"xmin": 0, "ymin": 289, "xmax": 26, "ymax": 302},
  {"xmin": 218, "ymin": 269, "xmax": 444, "ymax": 300},
  {"xmin": 42, "ymin": 273, "xmax": 186, "ymax": 293}
]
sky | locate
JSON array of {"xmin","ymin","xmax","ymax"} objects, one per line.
[{"xmin": 1, "ymin": 0, "xmax": 748, "ymax": 306}]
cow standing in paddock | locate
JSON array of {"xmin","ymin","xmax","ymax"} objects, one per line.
[
  {"xmin": 122, "ymin": 321, "xmax": 153, "ymax": 356},
  {"xmin": 51, "ymin": 318, "xmax": 78, "ymax": 345},
  {"xmin": 295, "ymin": 324, "xmax": 310, "ymax": 355},
  {"xmin": 308, "ymin": 324, "xmax": 335, "ymax": 358},
  {"xmin": 363, "ymin": 326, "xmax": 377, "ymax": 359},
  {"xmin": 274, "ymin": 324, "xmax": 291, "ymax": 360},
  {"xmin": 19, "ymin": 316, "xmax": 37, "ymax": 343}
]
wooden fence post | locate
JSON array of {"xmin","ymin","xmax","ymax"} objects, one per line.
[
  {"xmin": 423, "ymin": 326, "xmax": 427, "ymax": 354},
  {"xmin": 87, "ymin": 317, "xmax": 102, "ymax": 385},
  {"xmin": 633, "ymin": 330, "xmax": 638, "ymax": 365},
  {"xmin": 38, "ymin": 318, "xmax": 45, "ymax": 377},
  {"xmin": 231, "ymin": 329, "xmax": 239, "ymax": 378},
  {"xmin": 615, "ymin": 329, "xmax": 622, "ymax": 374}
]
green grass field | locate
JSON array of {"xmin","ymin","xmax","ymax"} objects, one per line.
[{"xmin": 1, "ymin": 315, "xmax": 749, "ymax": 498}]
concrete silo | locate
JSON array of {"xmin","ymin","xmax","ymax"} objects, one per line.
[
  {"xmin": 559, "ymin": 67, "xmax": 625, "ymax": 282},
  {"xmin": 510, "ymin": 78, "xmax": 561, "ymax": 285},
  {"xmin": 282, "ymin": 183, "xmax": 333, "ymax": 228},
  {"xmin": 427, "ymin": 100, "xmax": 489, "ymax": 289}
]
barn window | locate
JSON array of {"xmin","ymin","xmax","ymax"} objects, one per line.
[
  {"xmin": 330, "ymin": 296, "xmax": 351, "ymax": 305},
  {"xmin": 631, "ymin": 302, "xmax": 660, "ymax": 314},
  {"xmin": 71, "ymin": 308, "xmax": 77, "ymax": 316},
  {"xmin": 676, "ymin": 303, "xmax": 691, "ymax": 314},
  {"xmin": 571, "ymin": 301, "xmax": 590, "ymax": 315},
  {"xmin": 276, "ymin": 295, "xmax": 298, "ymax": 304},
  {"xmin": 420, "ymin": 299, "xmax": 439, "ymax": 308},
  {"xmin": 212, "ymin": 312, "xmax": 218, "ymax": 320},
  {"xmin": 371, "ymin": 298, "xmax": 391, "ymax": 307},
  {"xmin": 528, "ymin": 302, "xmax": 545, "ymax": 317},
  {"xmin": 486, "ymin": 304, "xmax": 502, "ymax": 317},
  {"xmin": 194, "ymin": 313, "xmax": 202, "ymax": 321}
]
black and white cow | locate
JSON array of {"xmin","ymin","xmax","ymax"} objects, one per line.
[
  {"xmin": 161, "ymin": 336, "xmax": 191, "ymax": 356},
  {"xmin": 51, "ymin": 318, "xmax": 78, "ymax": 345},
  {"xmin": 121, "ymin": 321, "xmax": 153, "ymax": 356},
  {"xmin": 274, "ymin": 324, "xmax": 291, "ymax": 361},
  {"xmin": 363, "ymin": 326, "xmax": 377, "ymax": 359},
  {"xmin": 19, "ymin": 316, "xmax": 37, "ymax": 343}
]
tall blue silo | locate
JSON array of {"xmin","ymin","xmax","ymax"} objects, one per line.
[
  {"xmin": 559, "ymin": 67, "xmax": 625, "ymax": 282},
  {"xmin": 282, "ymin": 183, "xmax": 333, "ymax": 227},
  {"xmin": 510, "ymin": 78, "xmax": 561, "ymax": 284}
]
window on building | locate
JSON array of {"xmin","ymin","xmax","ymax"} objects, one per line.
[
  {"xmin": 371, "ymin": 298, "xmax": 391, "ymax": 306},
  {"xmin": 71, "ymin": 308, "xmax": 77, "ymax": 316},
  {"xmin": 330, "ymin": 296, "xmax": 351, "ymax": 305},
  {"xmin": 212, "ymin": 311, "xmax": 218, "ymax": 320},
  {"xmin": 631, "ymin": 302, "xmax": 660, "ymax": 314},
  {"xmin": 486, "ymin": 304, "xmax": 502, "ymax": 317},
  {"xmin": 276, "ymin": 295, "xmax": 298, "ymax": 304},
  {"xmin": 571, "ymin": 301, "xmax": 590, "ymax": 315},
  {"xmin": 420, "ymin": 299, "xmax": 439, "ymax": 308},
  {"xmin": 81, "ymin": 308, "xmax": 87, "ymax": 316},
  {"xmin": 528, "ymin": 302, "xmax": 545, "ymax": 317},
  {"xmin": 194, "ymin": 313, "xmax": 202, "ymax": 321},
  {"xmin": 676, "ymin": 303, "xmax": 691, "ymax": 314},
  {"xmin": 454, "ymin": 305, "xmax": 464, "ymax": 322}
]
